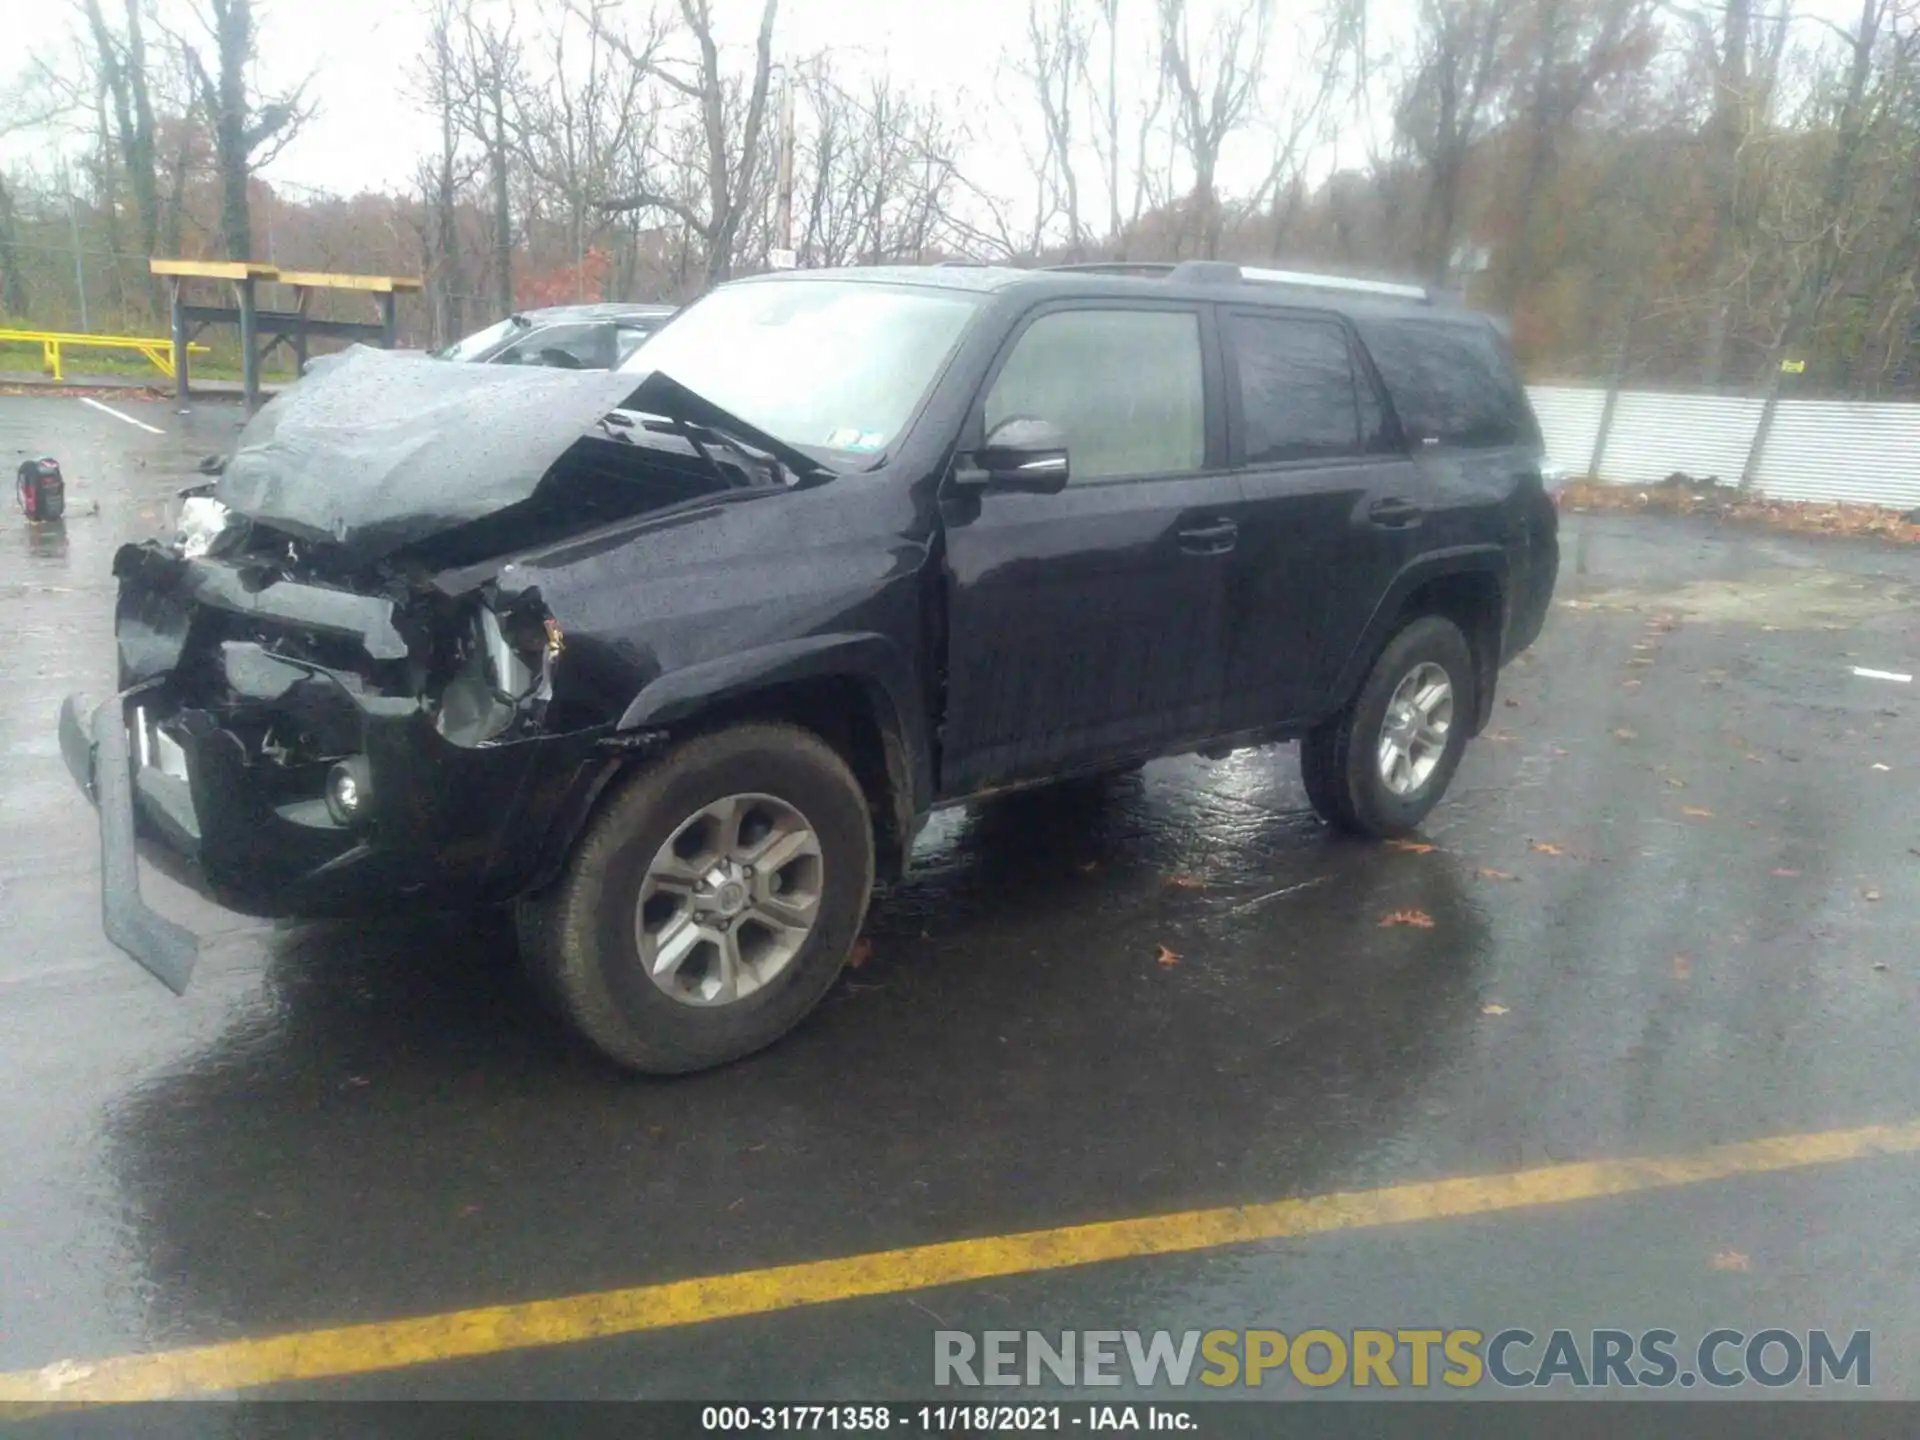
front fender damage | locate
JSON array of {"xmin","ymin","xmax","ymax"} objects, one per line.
[{"xmin": 69, "ymin": 532, "xmax": 671, "ymax": 990}]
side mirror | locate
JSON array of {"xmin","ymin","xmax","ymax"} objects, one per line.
[{"xmin": 955, "ymin": 417, "xmax": 1070, "ymax": 494}]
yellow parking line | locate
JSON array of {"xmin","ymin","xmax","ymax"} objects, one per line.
[{"xmin": 4, "ymin": 1119, "xmax": 1917, "ymax": 1402}]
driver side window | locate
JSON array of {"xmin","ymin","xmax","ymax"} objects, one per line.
[{"xmin": 983, "ymin": 308, "xmax": 1205, "ymax": 482}]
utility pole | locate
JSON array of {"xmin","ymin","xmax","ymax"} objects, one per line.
[{"xmin": 773, "ymin": 72, "xmax": 796, "ymax": 268}]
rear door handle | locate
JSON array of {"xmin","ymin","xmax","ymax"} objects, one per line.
[
  {"xmin": 1177, "ymin": 518, "xmax": 1238, "ymax": 554},
  {"xmin": 1367, "ymin": 497, "xmax": 1425, "ymax": 529}
]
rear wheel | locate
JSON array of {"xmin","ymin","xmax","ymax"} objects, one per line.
[
  {"xmin": 1300, "ymin": 615, "xmax": 1476, "ymax": 838},
  {"xmin": 518, "ymin": 723, "xmax": 875, "ymax": 1074}
]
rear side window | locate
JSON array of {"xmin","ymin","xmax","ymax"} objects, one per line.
[
  {"xmin": 985, "ymin": 308, "xmax": 1205, "ymax": 481},
  {"xmin": 1359, "ymin": 318, "xmax": 1534, "ymax": 449},
  {"xmin": 1227, "ymin": 312, "xmax": 1363, "ymax": 464}
]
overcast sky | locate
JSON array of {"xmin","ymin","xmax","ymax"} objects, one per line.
[
  {"xmin": 4, "ymin": 0, "xmax": 1863, "ymax": 211},
  {"xmin": 4, "ymin": 0, "xmax": 1380, "ymax": 208}
]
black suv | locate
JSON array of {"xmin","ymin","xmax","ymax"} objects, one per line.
[{"xmin": 59, "ymin": 260, "xmax": 1557, "ymax": 1073}]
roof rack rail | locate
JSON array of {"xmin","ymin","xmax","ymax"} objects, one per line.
[
  {"xmin": 1046, "ymin": 257, "xmax": 1440, "ymax": 304},
  {"xmin": 1043, "ymin": 261, "xmax": 1179, "ymax": 277}
]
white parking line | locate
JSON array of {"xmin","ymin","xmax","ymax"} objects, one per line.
[
  {"xmin": 79, "ymin": 396, "xmax": 165, "ymax": 435},
  {"xmin": 1852, "ymin": 666, "xmax": 1913, "ymax": 683}
]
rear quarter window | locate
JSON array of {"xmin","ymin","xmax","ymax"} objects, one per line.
[{"xmin": 1358, "ymin": 318, "xmax": 1538, "ymax": 450}]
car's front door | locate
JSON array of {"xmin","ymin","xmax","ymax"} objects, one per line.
[
  {"xmin": 936, "ymin": 302, "xmax": 1242, "ymax": 797},
  {"xmin": 1220, "ymin": 307, "xmax": 1425, "ymax": 728}
]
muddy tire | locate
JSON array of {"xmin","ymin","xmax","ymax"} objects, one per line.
[
  {"xmin": 517, "ymin": 723, "xmax": 875, "ymax": 1074},
  {"xmin": 1299, "ymin": 615, "xmax": 1476, "ymax": 839}
]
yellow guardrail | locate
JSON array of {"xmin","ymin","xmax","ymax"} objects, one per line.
[{"xmin": 0, "ymin": 328, "xmax": 211, "ymax": 382}]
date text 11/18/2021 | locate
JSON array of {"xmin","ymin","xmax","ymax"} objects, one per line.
[{"xmin": 700, "ymin": 1404, "xmax": 1192, "ymax": 1431}]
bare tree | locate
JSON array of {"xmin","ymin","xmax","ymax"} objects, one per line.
[
  {"xmin": 1683, "ymin": 0, "xmax": 1793, "ymax": 381},
  {"xmin": 600, "ymin": 0, "xmax": 781, "ymax": 288},
  {"xmin": 80, "ymin": 0, "xmax": 162, "ymax": 296},
  {"xmin": 446, "ymin": 0, "xmax": 526, "ymax": 314},
  {"xmin": 1016, "ymin": 0, "xmax": 1093, "ymax": 257},
  {"xmin": 410, "ymin": 0, "xmax": 478, "ymax": 341},
  {"xmin": 1394, "ymin": 0, "xmax": 1514, "ymax": 285},
  {"xmin": 1763, "ymin": 0, "xmax": 1918, "ymax": 379},
  {"xmin": 176, "ymin": 0, "xmax": 314, "ymax": 260},
  {"xmin": 1159, "ymin": 0, "xmax": 1272, "ymax": 257},
  {"xmin": 517, "ymin": 0, "xmax": 664, "ymax": 301},
  {"xmin": 1496, "ymin": 0, "xmax": 1659, "ymax": 306}
]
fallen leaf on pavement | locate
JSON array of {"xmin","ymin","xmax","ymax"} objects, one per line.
[
  {"xmin": 1613, "ymin": 727, "xmax": 1638, "ymax": 740},
  {"xmin": 1771, "ymin": 868, "xmax": 1800, "ymax": 878},
  {"xmin": 1156, "ymin": 945, "xmax": 1182, "ymax": 967},
  {"xmin": 1710, "ymin": 1250, "xmax": 1752, "ymax": 1272},
  {"xmin": 1665, "ymin": 776, "xmax": 1688, "ymax": 788},
  {"xmin": 1476, "ymin": 868, "xmax": 1520, "ymax": 881},
  {"xmin": 1378, "ymin": 909, "xmax": 1436, "ymax": 928},
  {"xmin": 1873, "ymin": 962, "xmax": 1890, "ymax": 972},
  {"xmin": 1386, "ymin": 839, "xmax": 1438, "ymax": 854},
  {"xmin": 1551, "ymin": 746, "xmax": 1569, "ymax": 757},
  {"xmin": 1671, "ymin": 954, "xmax": 1692, "ymax": 980},
  {"xmin": 1077, "ymin": 861, "xmax": 1099, "ymax": 874},
  {"xmin": 848, "ymin": 938, "xmax": 873, "ymax": 969},
  {"xmin": 1481, "ymin": 1003, "xmax": 1510, "ymax": 1016},
  {"xmin": 1872, "ymin": 762, "xmax": 1891, "ymax": 771},
  {"xmin": 1623, "ymin": 678, "xmax": 1642, "ymax": 689},
  {"xmin": 1682, "ymin": 806, "xmax": 1714, "ymax": 818},
  {"xmin": 1504, "ymin": 697, "xmax": 1519, "ymax": 708},
  {"xmin": 1164, "ymin": 874, "xmax": 1208, "ymax": 890},
  {"xmin": 1863, "ymin": 888, "xmax": 1882, "ymax": 902},
  {"xmin": 1531, "ymin": 841, "xmax": 1569, "ymax": 856}
]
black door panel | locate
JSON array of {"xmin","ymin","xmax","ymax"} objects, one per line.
[
  {"xmin": 1219, "ymin": 309, "xmax": 1425, "ymax": 728},
  {"xmin": 940, "ymin": 475, "xmax": 1244, "ymax": 792},
  {"xmin": 938, "ymin": 302, "xmax": 1237, "ymax": 796}
]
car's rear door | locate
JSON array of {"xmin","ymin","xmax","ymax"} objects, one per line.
[
  {"xmin": 1219, "ymin": 306, "xmax": 1425, "ymax": 728},
  {"xmin": 937, "ymin": 301, "xmax": 1242, "ymax": 795}
]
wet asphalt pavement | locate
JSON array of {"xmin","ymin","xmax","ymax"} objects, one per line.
[{"xmin": 2, "ymin": 391, "xmax": 1919, "ymax": 1401}]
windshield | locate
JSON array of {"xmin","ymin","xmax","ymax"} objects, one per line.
[
  {"xmin": 431, "ymin": 314, "xmax": 529, "ymax": 362},
  {"xmin": 617, "ymin": 280, "xmax": 979, "ymax": 457}
]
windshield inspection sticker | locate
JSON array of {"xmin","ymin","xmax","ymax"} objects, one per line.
[
  {"xmin": 848, "ymin": 430, "xmax": 887, "ymax": 451},
  {"xmin": 825, "ymin": 427, "xmax": 862, "ymax": 448}
]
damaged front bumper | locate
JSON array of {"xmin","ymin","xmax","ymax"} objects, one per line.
[{"xmin": 63, "ymin": 541, "xmax": 656, "ymax": 995}]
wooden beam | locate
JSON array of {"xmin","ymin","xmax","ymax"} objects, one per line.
[
  {"xmin": 275, "ymin": 270, "xmax": 425, "ymax": 294},
  {"xmin": 150, "ymin": 258, "xmax": 281, "ymax": 281}
]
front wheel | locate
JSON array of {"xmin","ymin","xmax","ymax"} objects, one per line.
[
  {"xmin": 1300, "ymin": 615, "xmax": 1477, "ymax": 838},
  {"xmin": 518, "ymin": 722, "xmax": 876, "ymax": 1074}
]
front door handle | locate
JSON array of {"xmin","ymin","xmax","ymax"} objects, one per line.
[
  {"xmin": 1367, "ymin": 497, "xmax": 1425, "ymax": 529},
  {"xmin": 1177, "ymin": 518, "xmax": 1238, "ymax": 554}
]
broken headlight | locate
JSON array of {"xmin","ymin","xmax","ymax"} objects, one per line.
[
  {"xmin": 169, "ymin": 491, "xmax": 232, "ymax": 558},
  {"xmin": 432, "ymin": 594, "xmax": 563, "ymax": 747}
]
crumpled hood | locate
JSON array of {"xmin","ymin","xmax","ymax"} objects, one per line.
[{"xmin": 215, "ymin": 345, "xmax": 645, "ymax": 563}]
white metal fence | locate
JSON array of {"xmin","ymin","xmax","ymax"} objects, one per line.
[{"xmin": 1526, "ymin": 384, "xmax": 1920, "ymax": 512}]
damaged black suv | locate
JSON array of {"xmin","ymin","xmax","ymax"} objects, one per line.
[{"xmin": 60, "ymin": 259, "xmax": 1557, "ymax": 1074}]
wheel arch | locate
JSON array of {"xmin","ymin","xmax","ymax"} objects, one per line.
[
  {"xmin": 1331, "ymin": 549, "xmax": 1509, "ymax": 737},
  {"xmin": 610, "ymin": 634, "xmax": 928, "ymax": 883}
]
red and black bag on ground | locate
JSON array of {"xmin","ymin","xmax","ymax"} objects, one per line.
[{"xmin": 16, "ymin": 458, "xmax": 66, "ymax": 522}]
